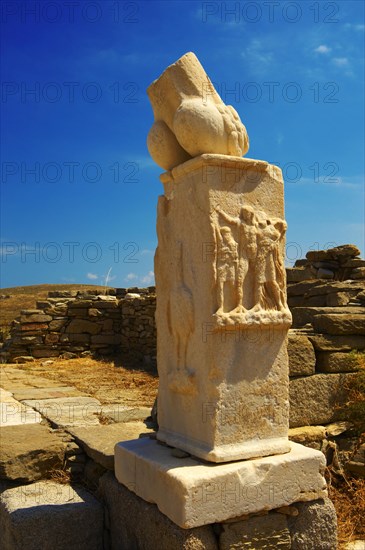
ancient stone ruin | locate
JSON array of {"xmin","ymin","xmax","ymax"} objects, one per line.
[
  {"xmin": 1, "ymin": 53, "xmax": 364, "ymax": 550},
  {"xmin": 113, "ymin": 52, "xmax": 337, "ymax": 545}
]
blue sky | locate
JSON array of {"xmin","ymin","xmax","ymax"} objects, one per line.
[{"xmin": 1, "ymin": 0, "xmax": 364, "ymax": 288}]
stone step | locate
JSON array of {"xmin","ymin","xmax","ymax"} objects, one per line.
[
  {"xmin": 21, "ymin": 396, "xmax": 102, "ymax": 428},
  {"xmin": 68, "ymin": 421, "xmax": 154, "ymax": 470}
]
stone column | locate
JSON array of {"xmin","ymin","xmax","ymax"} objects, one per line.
[
  {"xmin": 114, "ymin": 52, "xmax": 329, "ymax": 533},
  {"xmin": 155, "ymin": 154, "xmax": 292, "ymax": 462}
]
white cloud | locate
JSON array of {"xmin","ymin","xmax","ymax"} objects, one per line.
[
  {"xmin": 332, "ymin": 57, "xmax": 349, "ymax": 67},
  {"xmin": 140, "ymin": 249, "xmax": 155, "ymax": 256},
  {"xmin": 141, "ymin": 271, "xmax": 155, "ymax": 285},
  {"xmin": 314, "ymin": 45, "xmax": 331, "ymax": 54},
  {"xmin": 124, "ymin": 271, "xmax": 155, "ymax": 286},
  {"xmin": 241, "ymin": 39, "xmax": 273, "ymax": 71},
  {"xmin": 344, "ymin": 23, "xmax": 365, "ymax": 32},
  {"xmin": 87, "ymin": 272, "xmax": 98, "ymax": 280}
]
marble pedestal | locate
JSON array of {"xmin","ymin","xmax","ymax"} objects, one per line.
[
  {"xmin": 154, "ymin": 155, "xmax": 292, "ymax": 463},
  {"xmin": 115, "ymin": 439, "xmax": 327, "ymax": 529}
]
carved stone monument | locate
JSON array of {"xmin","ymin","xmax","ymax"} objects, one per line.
[{"xmin": 115, "ymin": 52, "xmax": 329, "ymax": 530}]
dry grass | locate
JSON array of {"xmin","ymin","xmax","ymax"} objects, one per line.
[
  {"xmin": 13, "ymin": 356, "xmax": 158, "ymax": 407},
  {"xmin": 328, "ymin": 472, "xmax": 365, "ymax": 548},
  {"xmin": 49, "ymin": 469, "xmax": 72, "ymax": 485}
]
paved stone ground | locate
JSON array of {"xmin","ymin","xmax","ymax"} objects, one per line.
[
  {"xmin": 0, "ymin": 365, "xmax": 155, "ymax": 484},
  {"xmin": 1, "ymin": 364, "xmax": 364, "ymax": 550},
  {"xmin": 0, "ymin": 364, "xmax": 156, "ymax": 548},
  {"xmin": 0, "ymin": 388, "xmax": 42, "ymax": 427}
]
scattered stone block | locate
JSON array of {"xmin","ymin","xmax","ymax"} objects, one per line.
[
  {"xmin": 12, "ymin": 356, "xmax": 34, "ymax": 363},
  {"xmin": 20, "ymin": 314, "xmax": 52, "ymax": 323},
  {"xmin": 288, "ymin": 333, "xmax": 316, "ymax": 376},
  {"xmin": 306, "ymin": 244, "xmax": 360, "ymax": 263},
  {"xmin": 316, "ymin": 351, "xmax": 362, "ymax": 373},
  {"xmin": 325, "ymin": 421, "xmax": 352, "ymax": 437},
  {"xmin": 291, "ymin": 306, "xmax": 364, "ymax": 328},
  {"xmin": 19, "ymin": 323, "xmax": 48, "ymax": 332},
  {"xmin": 100, "ymin": 471, "xmax": 220, "ymax": 550},
  {"xmin": 287, "ymin": 498, "xmax": 337, "ymax": 550},
  {"xmin": 312, "ymin": 313, "xmax": 365, "ymax": 335},
  {"xmin": 308, "ymin": 334, "xmax": 365, "ymax": 352},
  {"xmin": 286, "ymin": 267, "xmax": 314, "ymax": 283},
  {"xmin": 0, "ymin": 481, "xmax": 104, "ymax": 550},
  {"xmin": 220, "ymin": 512, "xmax": 291, "ymax": 549},
  {"xmin": 326, "ymin": 292, "xmax": 352, "ymax": 306},
  {"xmin": 288, "ymin": 426, "xmax": 326, "ymax": 450},
  {"xmin": 32, "ymin": 347, "xmax": 60, "ymax": 358},
  {"xmin": 346, "ymin": 442, "xmax": 365, "ymax": 477},
  {"xmin": 287, "ymin": 280, "xmax": 323, "ymax": 297},
  {"xmin": 0, "ymin": 423, "xmax": 65, "ymax": 482},
  {"xmin": 289, "ymin": 373, "xmax": 352, "ymax": 427},
  {"xmin": 49, "ymin": 319, "xmax": 68, "ymax": 331},
  {"xmin": 69, "ymin": 421, "xmax": 153, "ymax": 470},
  {"xmin": 65, "ymin": 319, "xmax": 101, "ymax": 335}
]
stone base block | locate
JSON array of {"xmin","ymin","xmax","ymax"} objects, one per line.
[
  {"xmin": 114, "ymin": 439, "xmax": 327, "ymax": 529},
  {"xmin": 100, "ymin": 472, "xmax": 218, "ymax": 550},
  {"xmin": 0, "ymin": 481, "xmax": 104, "ymax": 550},
  {"xmin": 101, "ymin": 471, "xmax": 336, "ymax": 550}
]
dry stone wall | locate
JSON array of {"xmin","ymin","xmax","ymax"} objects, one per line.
[
  {"xmin": 2, "ymin": 288, "xmax": 157, "ymax": 369},
  {"xmin": 286, "ymin": 245, "xmax": 365, "ymax": 476}
]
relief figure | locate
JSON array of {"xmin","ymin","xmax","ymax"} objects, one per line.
[
  {"xmin": 215, "ymin": 205, "xmax": 258, "ymax": 312},
  {"xmin": 252, "ymin": 218, "xmax": 287, "ymax": 311},
  {"xmin": 215, "ymin": 225, "xmax": 238, "ymax": 314},
  {"xmin": 167, "ymin": 241, "xmax": 195, "ymax": 387}
]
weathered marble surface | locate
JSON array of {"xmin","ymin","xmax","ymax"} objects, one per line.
[
  {"xmin": 115, "ymin": 439, "xmax": 326, "ymax": 529},
  {"xmin": 147, "ymin": 52, "xmax": 249, "ymax": 170},
  {"xmin": 155, "ymin": 155, "xmax": 291, "ymax": 462}
]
